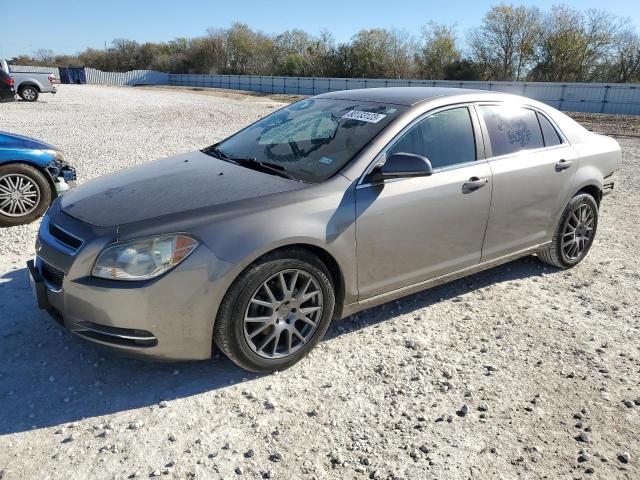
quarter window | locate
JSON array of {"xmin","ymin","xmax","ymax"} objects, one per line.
[
  {"xmin": 479, "ymin": 105, "xmax": 544, "ymax": 157},
  {"xmin": 537, "ymin": 112, "xmax": 563, "ymax": 147},
  {"xmin": 389, "ymin": 107, "xmax": 476, "ymax": 169}
]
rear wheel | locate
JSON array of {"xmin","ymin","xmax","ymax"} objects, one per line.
[
  {"xmin": 537, "ymin": 193, "xmax": 598, "ymax": 269},
  {"xmin": 19, "ymin": 85, "xmax": 39, "ymax": 102},
  {"xmin": 0, "ymin": 163, "xmax": 51, "ymax": 227},
  {"xmin": 214, "ymin": 249, "xmax": 335, "ymax": 372}
]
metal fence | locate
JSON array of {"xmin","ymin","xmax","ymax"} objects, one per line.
[
  {"xmin": 10, "ymin": 65, "xmax": 640, "ymax": 115},
  {"xmin": 169, "ymin": 74, "xmax": 640, "ymax": 115},
  {"xmin": 9, "ymin": 65, "xmax": 168, "ymax": 86},
  {"xmin": 84, "ymin": 68, "xmax": 169, "ymax": 86}
]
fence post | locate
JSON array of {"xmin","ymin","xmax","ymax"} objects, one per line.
[
  {"xmin": 559, "ymin": 84, "xmax": 567, "ymax": 111},
  {"xmin": 297, "ymin": 77, "xmax": 300, "ymax": 95},
  {"xmin": 312, "ymin": 77, "xmax": 315, "ymax": 95},
  {"xmin": 600, "ymin": 85, "xmax": 610, "ymax": 114}
]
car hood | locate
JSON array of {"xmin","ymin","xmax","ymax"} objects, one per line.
[
  {"xmin": 0, "ymin": 131, "xmax": 60, "ymax": 151},
  {"xmin": 60, "ymin": 150, "xmax": 308, "ymax": 227}
]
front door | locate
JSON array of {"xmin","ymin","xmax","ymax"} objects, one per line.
[{"xmin": 355, "ymin": 106, "xmax": 493, "ymax": 300}]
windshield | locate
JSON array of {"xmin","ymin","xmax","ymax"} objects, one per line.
[{"xmin": 211, "ymin": 98, "xmax": 406, "ymax": 183}]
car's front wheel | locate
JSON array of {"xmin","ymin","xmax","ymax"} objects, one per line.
[
  {"xmin": 214, "ymin": 249, "xmax": 335, "ymax": 372},
  {"xmin": 18, "ymin": 85, "xmax": 39, "ymax": 102},
  {"xmin": 537, "ymin": 192, "xmax": 599, "ymax": 268},
  {"xmin": 0, "ymin": 163, "xmax": 52, "ymax": 227}
]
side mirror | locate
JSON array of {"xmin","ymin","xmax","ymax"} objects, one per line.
[{"xmin": 368, "ymin": 152, "xmax": 433, "ymax": 183}]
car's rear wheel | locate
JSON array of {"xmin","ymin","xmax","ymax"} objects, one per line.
[
  {"xmin": 18, "ymin": 85, "xmax": 39, "ymax": 102},
  {"xmin": 537, "ymin": 192, "xmax": 598, "ymax": 269},
  {"xmin": 0, "ymin": 163, "xmax": 51, "ymax": 227},
  {"xmin": 214, "ymin": 249, "xmax": 335, "ymax": 372}
]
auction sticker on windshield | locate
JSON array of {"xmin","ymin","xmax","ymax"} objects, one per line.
[{"xmin": 342, "ymin": 110, "xmax": 387, "ymax": 123}]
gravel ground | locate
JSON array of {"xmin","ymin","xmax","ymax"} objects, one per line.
[{"xmin": 0, "ymin": 85, "xmax": 639, "ymax": 480}]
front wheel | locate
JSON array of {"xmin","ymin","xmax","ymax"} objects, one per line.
[
  {"xmin": 214, "ymin": 249, "xmax": 335, "ymax": 372},
  {"xmin": 0, "ymin": 163, "xmax": 52, "ymax": 227},
  {"xmin": 19, "ymin": 86, "xmax": 39, "ymax": 102},
  {"xmin": 537, "ymin": 193, "xmax": 599, "ymax": 268}
]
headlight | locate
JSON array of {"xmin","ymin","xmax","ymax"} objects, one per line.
[
  {"xmin": 44, "ymin": 149, "xmax": 65, "ymax": 163},
  {"xmin": 92, "ymin": 234, "xmax": 199, "ymax": 281}
]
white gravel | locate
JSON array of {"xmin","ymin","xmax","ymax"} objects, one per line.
[{"xmin": 0, "ymin": 85, "xmax": 639, "ymax": 479}]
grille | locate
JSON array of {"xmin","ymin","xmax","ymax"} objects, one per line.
[
  {"xmin": 41, "ymin": 260, "xmax": 64, "ymax": 291},
  {"xmin": 49, "ymin": 222, "xmax": 83, "ymax": 251}
]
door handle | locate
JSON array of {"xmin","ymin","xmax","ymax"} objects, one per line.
[
  {"xmin": 555, "ymin": 159, "xmax": 572, "ymax": 172},
  {"xmin": 462, "ymin": 177, "xmax": 488, "ymax": 194}
]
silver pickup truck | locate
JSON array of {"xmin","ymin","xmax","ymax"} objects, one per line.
[{"xmin": 0, "ymin": 59, "xmax": 57, "ymax": 102}]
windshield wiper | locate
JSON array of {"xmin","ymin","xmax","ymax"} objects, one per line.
[
  {"xmin": 234, "ymin": 158, "xmax": 299, "ymax": 181},
  {"xmin": 202, "ymin": 145, "xmax": 230, "ymax": 160},
  {"xmin": 203, "ymin": 145, "xmax": 299, "ymax": 181}
]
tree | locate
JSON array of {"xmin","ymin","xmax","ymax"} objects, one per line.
[
  {"xmin": 468, "ymin": 4, "xmax": 541, "ymax": 80},
  {"xmin": 225, "ymin": 23, "xmax": 275, "ymax": 75},
  {"xmin": 307, "ymin": 30, "xmax": 339, "ymax": 77},
  {"xmin": 347, "ymin": 28, "xmax": 417, "ymax": 79},
  {"xmin": 8, "ymin": 55, "xmax": 38, "ymax": 65},
  {"xmin": 417, "ymin": 23, "xmax": 460, "ymax": 79},
  {"xmin": 34, "ymin": 49, "xmax": 56, "ymax": 65},
  {"xmin": 274, "ymin": 30, "xmax": 313, "ymax": 76},
  {"xmin": 607, "ymin": 28, "xmax": 640, "ymax": 82},
  {"xmin": 531, "ymin": 6, "xmax": 623, "ymax": 82},
  {"xmin": 444, "ymin": 60, "xmax": 482, "ymax": 81}
]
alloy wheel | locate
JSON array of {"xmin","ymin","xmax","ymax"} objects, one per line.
[
  {"xmin": 22, "ymin": 88, "xmax": 36, "ymax": 100},
  {"xmin": 0, "ymin": 173, "xmax": 41, "ymax": 217},
  {"xmin": 561, "ymin": 203, "xmax": 595, "ymax": 260},
  {"xmin": 243, "ymin": 269, "xmax": 324, "ymax": 359}
]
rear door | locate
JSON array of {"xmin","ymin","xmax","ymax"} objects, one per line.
[
  {"xmin": 477, "ymin": 104, "xmax": 578, "ymax": 261},
  {"xmin": 354, "ymin": 105, "xmax": 493, "ymax": 299}
]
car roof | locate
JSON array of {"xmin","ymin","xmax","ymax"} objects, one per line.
[{"xmin": 314, "ymin": 87, "xmax": 496, "ymax": 106}]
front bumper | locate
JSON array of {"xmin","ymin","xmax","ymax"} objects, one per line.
[
  {"xmin": 45, "ymin": 160, "xmax": 76, "ymax": 193},
  {"xmin": 28, "ymin": 202, "xmax": 237, "ymax": 361}
]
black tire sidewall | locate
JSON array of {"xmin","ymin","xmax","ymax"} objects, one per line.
[
  {"xmin": 19, "ymin": 86, "xmax": 39, "ymax": 102},
  {"xmin": 217, "ymin": 253, "xmax": 335, "ymax": 372},
  {"xmin": 557, "ymin": 194, "xmax": 599, "ymax": 267},
  {"xmin": 0, "ymin": 163, "xmax": 52, "ymax": 227}
]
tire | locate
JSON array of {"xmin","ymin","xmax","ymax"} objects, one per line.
[
  {"xmin": 537, "ymin": 193, "xmax": 599, "ymax": 269},
  {"xmin": 214, "ymin": 248, "xmax": 335, "ymax": 372},
  {"xmin": 18, "ymin": 85, "xmax": 39, "ymax": 102},
  {"xmin": 0, "ymin": 163, "xmax": 52, "ymax": 227}
]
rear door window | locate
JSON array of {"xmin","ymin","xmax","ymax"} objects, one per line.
[
  {"xmin": 536, "ymin": 112, "xmax": 563, "ymax": 147},
  {"xmin": 479, "ymin": 105, "xmax": 544, "ymax": 157},
  {"xmin": 389, "ymin": 107, "xmax": 476, "ymax": 169}
]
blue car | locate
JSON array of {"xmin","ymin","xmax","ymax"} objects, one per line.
[{"xmin": 0, "ymin": 131, "xmax": 76, "ymax": 226}]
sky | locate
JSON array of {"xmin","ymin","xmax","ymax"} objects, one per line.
[{"xmin": 2, "ymin": 0, "xmax": 640, "ymax": 59}]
